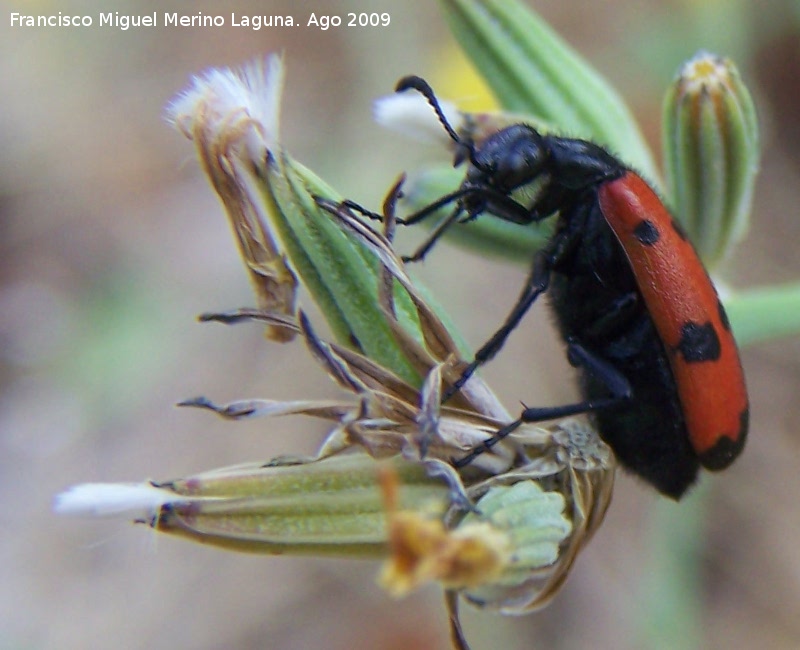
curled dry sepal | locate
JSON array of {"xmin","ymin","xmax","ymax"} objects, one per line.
[{"xmin": 54, "ymin": 54, "xmax": 615, "ymax": 647}]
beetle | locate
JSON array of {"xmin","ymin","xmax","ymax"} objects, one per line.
[{"xmin": 387, "ymin": 76, "xmax": 748, "ymax": 499}]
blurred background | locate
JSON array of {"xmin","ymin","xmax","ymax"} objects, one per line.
[{"xmin": 3, "ymin": 0, "xmax": 800, "ymax": 648}]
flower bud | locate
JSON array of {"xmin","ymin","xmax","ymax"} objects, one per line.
[
  {"xmin": 56, "ymin": 455, "xmax": 449, "ymax": 556},
  {"xmin": 662, "ymin": 51, "xmax": 759, "ymax": 267}
]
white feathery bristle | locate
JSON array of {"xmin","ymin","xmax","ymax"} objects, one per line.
[
  {"xmin": 373, "ymin": 93, "xmax": 463, "ymax": 146},
  {"xmin": 53, "ymin": 482, "xmax": 177, "ymax": 518},
  {"xmin": 165, "ymin": 53, "xmax": 285, "ymax": 160}
]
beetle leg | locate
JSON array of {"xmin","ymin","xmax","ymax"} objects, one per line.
[
  {"xmin": 401, "ymin": 186, "xmax": 536, "ymax": 262},
  {"xmin": 441, "ymin": 222, "xmax": 580, "ymax": 403},
  {"xmin": 402, "ymin": 204, "xmax": 464, "ymax": 262},
  {"xmin": 452, "ymin": 342, "xmax": 631, "ymax": 467},
  {"xmin": 441, "ymin": 249, "xmax": 553, "ymax": 402},
  {"xmin": 452, "ymin": 394, "xmax": 621, "ymax": 467},
  {"xmin": 565, "ymin": 341, "xmax": 633, "ymax": 400},
  {"xmin": 339, "ymin": 199, "xmax": 384, "ymax": 222},
  {"xmin": 581, "ymin": 292, "xmax": 640, "ymax": 342}
]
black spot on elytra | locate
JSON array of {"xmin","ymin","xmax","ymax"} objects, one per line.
[
  {"xmin": 633, "ymin": 219, "xmax": 659, "ymax": 245},
  {"xmin": 698, "ymin": 407, "xmax": 749, "ymax": 470},
  {"xmin": 671, "ymin": 218, "xmax": 689, "ymax": 241},
  {"xmin": 718, "ymin": 298, "xmax": 731, "ymax": 331},
  {"xmin": 675, "ymin": 321, "xmax": 721, "ymax": 362}
]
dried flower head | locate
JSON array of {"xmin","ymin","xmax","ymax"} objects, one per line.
[
  {"xmin": 56, "ymin": 164, "xmax": 615, "ymax": 647},
  {"xmin": 56, "ymin": 27, "xmax": 625, "ymax": 650},
  {"xmin": 166, "ymin": 56, "xmax": 298, "ymax": 342}
]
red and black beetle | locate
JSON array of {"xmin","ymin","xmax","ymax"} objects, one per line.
[{"xmin": 392, "ymin": 76, "xmax": 748, "ymax": 499}]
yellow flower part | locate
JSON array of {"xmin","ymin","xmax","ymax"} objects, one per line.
[{"xmin": 431, "ymin": 43, "xmax": 498, "ymax": 112}]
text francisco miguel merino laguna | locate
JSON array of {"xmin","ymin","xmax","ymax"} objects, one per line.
[{"xmin": 10, "ymin": 12, "xmax": 311, "ymax": 30}]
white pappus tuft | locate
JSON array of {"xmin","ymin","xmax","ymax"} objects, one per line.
[
  {"xmin": 165, "ymin": 53, "xmax": 285, "ymax": 162},
  {"xmin": 53, "ymin": 482, "xmax": 179, "ymax": 519},
  {"xmin": 373, "ymin": 92, "xmax": 463, "ymax": 146}
]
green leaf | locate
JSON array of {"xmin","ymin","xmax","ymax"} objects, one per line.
[
  {"xmin": 439, "ymin": 0, "xmax": 658, "ymax": 178},
  {"xmin": 725, "ymin": 283, "xmax": 800, "ymax": 347}
]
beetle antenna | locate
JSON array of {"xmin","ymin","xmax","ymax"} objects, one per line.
[{"xmin": 395, "ymin": 76, "xmax": 476, "ymax": 164}]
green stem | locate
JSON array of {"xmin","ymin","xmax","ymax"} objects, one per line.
[{"xmin": 726, "ymin": 282, "xmax": 800, "ymax": 346}]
